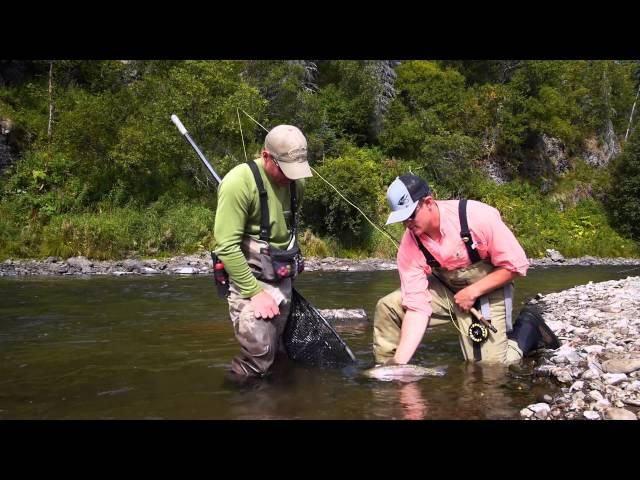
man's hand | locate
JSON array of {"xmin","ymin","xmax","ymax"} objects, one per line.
[
  {"xmin": 250, "ymin": 290, "xmax": 280, "ymax": 320},
  {"xmin": 454, "ymin": 285, "xmax": 479, "ymax": 312},
  {"xmin": 393, "ymin": 310, "xmax": 429, "ymax": 364}
]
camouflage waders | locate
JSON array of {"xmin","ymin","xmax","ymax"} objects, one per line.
[{"xmin": 227, "ymin": 236, "xmax": 293, "ymax": 377}]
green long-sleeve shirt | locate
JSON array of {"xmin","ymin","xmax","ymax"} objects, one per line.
[{"xmin": 214, "ymin": 158, "xmax": 304, "ymax": 298}]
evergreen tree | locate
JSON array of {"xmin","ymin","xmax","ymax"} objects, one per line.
[{"xmin": 607, "ymin": 127, "xmax": 640, "ymax": 240}]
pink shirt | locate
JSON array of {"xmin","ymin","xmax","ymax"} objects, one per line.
[{"xmin": 397, "ymin": 200, "xmax": 529, "ymax": 318}]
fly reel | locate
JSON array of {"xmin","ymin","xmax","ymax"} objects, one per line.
[{"xmin": 468, "ymin": 322, "xmax": 489, "ymax": 343}]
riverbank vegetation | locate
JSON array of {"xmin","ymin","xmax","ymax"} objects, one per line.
[{"xmin": 1, "ymin": 60, "xmax": 639, "ymax": 260}]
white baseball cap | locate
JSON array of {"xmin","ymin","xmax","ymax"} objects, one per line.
[{"xmin": 385, "ymin": 175, "xmax": 431, "ymax": 225}]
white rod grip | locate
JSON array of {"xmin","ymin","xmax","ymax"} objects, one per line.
[{"xmin": 171, "ymin": 114, "xmax": 187, "ymax": 135}]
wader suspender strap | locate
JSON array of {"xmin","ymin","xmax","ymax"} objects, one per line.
[
  {"xmin": 412, "ymin": 234, "xmax": 441, "ymax": 269},
  {"xmin": 290, "ymin": 180, "xmax": 298, "ymax": 238},
  {"xmin": 459, "ymin": 199, "xmax": 482, "ymax": 264},
  {"xmin": 247, "ymin": 160, "xmax": 298, "ymax": 242},
  {"xmin": 248, "ymin": 161, "xmax": 270, "ymax": 241}
]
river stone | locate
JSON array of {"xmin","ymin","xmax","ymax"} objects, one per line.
[
  {"xmin": 528, "ymin": 403, "xmax": 551, "ymax": 419},
  {"xmin": 545, "ymin": 249, "xmax": 565, "ymax": 262},
  {"xmin": 626, "ymin": 381, "xmax": 640, "ymax": 392},
  {"xmin": 520, "ymin": 408, "xmax": 534, "ymax": 419},
  {"xmin": 602, "ymin": 373, "xmax": 628, "ymax": 385},
  {"xmin": 594, "ymin": 398, "xmax": 612, "ymax": 411},
  {"xmin": 47, "ymin": 262, "xmax": 65, "ymax": 274},
  {"xmin": 67, "ymin": 256, "xmax": 93, "ymax": 272},
  {"xmin": 602, "ymin": 358, "xmax": 640, "ymax": 374},
  {"xmin": 317, "ymin": 309, "xmax": 368, "ymax": 322},
  {"xmin": 605, "ymin": 408, "xmax": 637, "ymax": 420},
  {"xmin": 569, "ymin": 398, "xmax": 586, "ymax": 410},
  {"xmin": 583, "ymin": 345, "xmax": 604, "ymax": 354},
  {"xmin": 556, "ymin": 371, "xmax": 574, "ymax": 384},
  {"xmin": 587, "ymin": 390, "xmax": 604, "ymax": 402},
  {"xmin": 173, "ymin": 267, "xmax": 198, "ymax": 274},
  {"xmin": 569, "ymin": 380, "xmax": 584, "ymax": 392},
  {"xmin": 583, "ymin": 410, "xmax": 601, "ymax": 420},
  {"xmin": 122, "ymin": 259, "xmax": 145, "ymax": 273},
  {"xmin": 140, "ymin": 267, "xmax": 160, "ymax": 274},
  {"xmin": 581, "ymin": 369, "xmax": 601, "ymax": 380}
]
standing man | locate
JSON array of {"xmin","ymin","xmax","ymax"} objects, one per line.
[
  {"xmin": 374, "ymin": 174, "xmax": 560, "ymax": 365},
  {"xmin": 214, "ymin": 125, "xmax": 312, "ymax": 378}
]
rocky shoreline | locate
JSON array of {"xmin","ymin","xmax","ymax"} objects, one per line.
[
  {"xmin": 1, "ymin": 249, "xmax": 640, "ymax": 277},
  {"xmin": 520, "ymin": 275, "xmax": 640, "ymax": 420}
]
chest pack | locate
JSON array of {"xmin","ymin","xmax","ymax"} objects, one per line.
[{"xmin": 246, "ymin": 160, "xmax": 304, "ymax": 281}]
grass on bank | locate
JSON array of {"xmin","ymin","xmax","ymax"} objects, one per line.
[{"xmin": 0, "ymin": 185, "xmax": 638, "ymax": 261}]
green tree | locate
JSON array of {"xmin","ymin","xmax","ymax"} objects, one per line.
[{"xmin": 606, "ymin": 127, "xmax": 640, "ymax": 240}]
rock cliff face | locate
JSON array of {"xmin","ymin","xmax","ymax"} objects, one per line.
[{"xmin": 582, "ymin": 119, "xmax": 622, "ymax": 168}]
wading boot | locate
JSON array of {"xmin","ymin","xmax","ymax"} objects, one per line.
[{"xmin": 508, "ymin": 305, "xmax": 561, "ymax": 356}]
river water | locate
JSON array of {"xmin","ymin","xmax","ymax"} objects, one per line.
[{"xmin": 0, "ymin": 265, "xmax": 636, "ymax": 419}]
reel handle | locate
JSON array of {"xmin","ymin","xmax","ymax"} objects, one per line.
[{"xmin": 470, "ymin": 306, "xmax": 498, "ymax": 333}]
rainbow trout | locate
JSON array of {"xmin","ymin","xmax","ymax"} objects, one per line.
[{"xmin": 363, "ymin": 364, "xmax": 447, "ymax": 382}]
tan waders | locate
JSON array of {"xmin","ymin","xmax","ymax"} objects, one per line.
[{"xmin": 373, "ymin": 261, "xmax": 523, "ymax": 365}]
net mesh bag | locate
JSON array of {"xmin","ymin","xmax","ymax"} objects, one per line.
[{"xmin": 283, "ymin": 288, "xmax": 357, "ymax": 367}]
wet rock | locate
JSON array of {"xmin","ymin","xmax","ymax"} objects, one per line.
[
  {"xmin": 605, "ymin": 408, "xmax": 637, "ymax": 420},
  {"xmin": 317, "ymin": 309, "xmax": 368, "ymax": 322},
  {"xmin": 583, "ymin": 410, "xmax": 601, "ymax": 420},
  {"xmin": 173, "ymin": 267, "xmax": 198, "ymax": 275},
  {"xmin": 552, "ymin": 345, "xmax": 582, "ymax": 364},
  {"xmin": 520, "ymin": 408, "xmax": 534, "ymax": 419},
  {"xmin": 529, "ymin": 403, "xmax": 551, "ymax": 419}
]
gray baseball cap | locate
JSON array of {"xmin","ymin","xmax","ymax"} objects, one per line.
[{"xmin": 385, "ymin": 175, "xmax": 431, "ymax": 225}]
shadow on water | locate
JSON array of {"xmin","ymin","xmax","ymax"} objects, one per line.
[{"xmin": 0, "ymin": 265, "xmax": 634, "ymax": 419}]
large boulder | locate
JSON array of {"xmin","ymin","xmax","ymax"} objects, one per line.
[
  {"xmin": 66, "ymin": 256, "xmax": 93, "ymax": 273},
  {"xmin": 545, "ymin": 249, "xmax": 565, "ymax": 263}
]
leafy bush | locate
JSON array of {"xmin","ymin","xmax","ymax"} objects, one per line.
[{"xmin": 607, "ymin": 127, "xmax": 640, "ymax": 240}]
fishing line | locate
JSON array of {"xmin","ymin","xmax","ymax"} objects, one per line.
[{"xmin": 237, "ymin": 109, "xmax": 400, "ymax": 249}]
